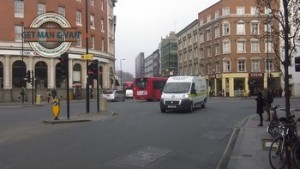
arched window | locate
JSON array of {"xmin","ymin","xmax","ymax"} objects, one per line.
[
  {"xmin": 12, "ymin": 60, "xmax": 26, "ymax": 88},
  {"xmin": 35, "ymin": 61, "xmax": 47, "ymax": 88}
]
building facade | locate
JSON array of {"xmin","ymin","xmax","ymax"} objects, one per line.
[
  {"xmin": 160, "ymin": 32, "xmax": 178, "ymax": 77},
  {"xmin": 177, "ymin": 0, "xmax": 281, "ymax": 97},
  {"xmin": 144, "ymin": 49, "xmax": 160, "ymax": 77},
  {"xmin": 0, "ymin": 0, "xmax": 117, "ymax": 102},
  {"xmin": 135, "ymin": 52, "xmax": 144, "ymax": 78}
]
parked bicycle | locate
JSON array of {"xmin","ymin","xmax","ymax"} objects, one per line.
[
  {"xmin": 267, "ymin": 105, "xmax": 283, "ymax": 136},
  {"xmin": 269, "ymin": 116, "xmax": 298, "ymax": 169}
]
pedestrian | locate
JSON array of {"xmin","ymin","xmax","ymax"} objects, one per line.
[
  {"xmin": 256, "ymin": 91, "xmax": 265, "ymax": 126},
  {"xmin": 46, "ymin": 89, "xmax": 51, "ymax": 103},
  {"xmin": 263, "ymin": 89, "xmax": 274, "ymax": 121},
  {"xmin": 20, "ymin": 87, "xmax": 25, "ymax": 103},
  {"xmin": 51, "ymin": 88, "xmax": 57, "ymax": 99}
]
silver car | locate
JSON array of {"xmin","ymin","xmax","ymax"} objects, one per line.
[{"xmin": 102, "ymin": 90, "xmax": 125, "ymax": 102}]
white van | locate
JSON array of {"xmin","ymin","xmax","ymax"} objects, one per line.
[{"xmin": 160, "ymin": 76, "xmax": 207, "ymax": 113}]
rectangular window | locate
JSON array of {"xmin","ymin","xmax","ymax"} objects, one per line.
[
  {"xmin": 214, "ymin": 26, "xmax": 220, "ymax": 38},
  {"xmin": 90, "ymin": 36, "xmax": 95, "ymax": 49},
  {"xmin": 252, "ymin": 60, "xmax": 260, "ymax": 72},
  {"xmin": 222, "ymin": 7, "xmax": 230, "ymax": 16},
  {"xmin": 76, "ymin": 11, "xmax": 82, "ymax": 25},
  {"xmin": 223, "ymin": 41, "xmax": 231, "ymax": 53},
  {"xmin": 90, "ymin": 15, "xmax": 95, "ymax": 28},
  {"xmin": 223, "ymin": 23, "xmax": 230, "ymax": 36},
  {"xmin": 237, "ymin": 41, "xmax": 246, "ymax": 53},
  {"xmin": 58, "ymin": 7, "xmax": 65, "ymax": 16},
  {"xmin": 207, "ymin": 46, "xmax": 212, "ymax": 57},
  {"xmin": 199, "ymin": 32, "xmax": 204, "ymax": 43},
  {"xmin": 15, "ymin": 25, "xmax": 23, "ymax": 42},
  {"xmin": 76, "ymin": 34, "xmax": 82, "ymax": 47},
  {"xmin": 251, "ymin": 6, "xmax": 259, "ymax": 15},
  {"xmin": 223, "ymin": 61, "xmax": 231, "ymax": 72},
  {"xmin": 238, "ymin": 60, "xmax": 246, "ymax": 72},
  {"xmin": 236, "ymin": 7, "xmax": 245, "ymax": 15},
  {"xmin": 101, "ymin": 39, "xmax": 105, "ymax": 51},
  {"xmin": 37, "ymin": 3, "xmax": 46, "ymax": 15},
  {"xmin": 101, "ymin": 0, "xmax": 104, "ymax": 10},
  {"xmin": 251, "ymin": 41, "xmax": 260, "ymax": 53},
  {"xmin": 206, "ymin": 29, "xmax": 211, "ymax": 41},
  {"xmin": 266, "ymin": 59, "xmax": 273, "ymax": 71},
  {"xmin": 251, "ymin": 22, "xmax": 259, "ymax": 35},
  {"xmin": 90, "ymin": 0, "xmax": 95, "ymax": 6},
  {"xmin": 101, "ymin": 18, "xmax": 105, "ymax": 32},
  {"xmin": 215, "ymin": 10, "xmax": 219, "ymax": 19},
  {"xmin": 215, "ymin": 44, "xmax": 220, "ymax": 55},
  {"xmin": 207, "ymin": 15, "xmax": 211, "ymax": 23},
  {"xmin": 15, "ymin": 0, "xmax": 24, "ymax": 18},
  {"xmin": 265, "ymin": 41, "xmax": 274, "ymax": 53},
  {"xmin": 236, "ymin": 23, "xmax": 245, "ymax": 35}
]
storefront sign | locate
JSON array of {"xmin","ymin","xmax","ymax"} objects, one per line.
[
  {"xmin": 249, "ymin": 73, "xmax": 264, "ymax": 78},
  {"xmin": 23, "ymin": 13, "xmax": 81, "ymax": 58}
]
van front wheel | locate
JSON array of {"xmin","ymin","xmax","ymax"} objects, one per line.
[{"xmin": 188, "ymin": 103, "xmax": 193, "ymax": 113}]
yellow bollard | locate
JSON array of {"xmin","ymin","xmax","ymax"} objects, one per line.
[
  {"xmin": 52, "ymin": 98, "xmax": 60, "ymax": 120},
  {"xmin": 36, "ymin": 95, "xmax": 41, "ymax": 105}
]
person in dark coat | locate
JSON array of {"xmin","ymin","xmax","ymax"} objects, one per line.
[{"xmin": 256, "ymin": 91, "xmax": 265, "ymax": 126}]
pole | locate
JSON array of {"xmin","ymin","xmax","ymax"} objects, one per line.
[
  {"xmin": 85, "ymin": 0, "xmax": 90, "ymax": 113},
  {"xmin": 31, "ymin": 71, "xmax": 34, "ymax": 105},
  {"xmin": 66, "ymin": 54, "xmax": 70, "ymax": 119},
  {"xmin": 96, "ymin": 60, "xmax": 99, "ymax": 112},
  {"xmin": 120, "ymin": 59, "xmax": 122, "ymax": 89}
]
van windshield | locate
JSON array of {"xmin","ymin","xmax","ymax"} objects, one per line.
[{"xmin": 163, "ymin": 82, "xmax": 191, "ymax": 93}]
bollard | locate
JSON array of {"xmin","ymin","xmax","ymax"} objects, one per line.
[
  {"xmin": 36, "ymin": 95, "xmax": 41, "ymax": 105},
  {"xmin": 99, "ymin": 97, "xmax": 107, "ymax": 112},
  {"xmin": 52, "ymin": 98, "xmax": 60, "ymax": 120}
]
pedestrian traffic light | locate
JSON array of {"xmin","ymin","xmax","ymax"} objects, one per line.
[
  {"xmin": 26, "ymin": 70, "xmax": 31, "ymax": 83},
  {"xmin": 87, "ymin": 60, "xmax": 99, "ymax": 80},
  {"xmin": 58, "ymin": 53, "xmax": 69, "ymax": 77},
  {"xmin": 295, "ymin": 57, "xmax": 300, "ymax": 72}
]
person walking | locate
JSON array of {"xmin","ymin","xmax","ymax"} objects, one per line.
[
  {"xmin": 256, "ymin": 91, "xmax": 265, "ymax": 126},
  {"xmin": 46, "ymin": 89, "xmax": 51, "ymax": 103},
  {"xmin": 20, "ymin": 87, "xmax": 25, "ymax": 103},
  {"xmin": 51, "ymin": 88, "xmax": 57, "ymax": 99},
  {"xmin": 264, "ymin": 89, "xmax": 274, "ymax": 121}
]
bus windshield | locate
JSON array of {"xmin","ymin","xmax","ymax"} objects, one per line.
[{"xmin": 163, "ymin": 82, "xmax": 191, "ymax": 93}]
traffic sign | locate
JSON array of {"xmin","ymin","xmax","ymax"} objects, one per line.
[{"xmin": 81, "ymin": 54, "xmax": 94, "ymax": 60}]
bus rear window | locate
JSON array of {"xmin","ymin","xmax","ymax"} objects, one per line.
[{"xmin": 135, "ymin": 78, "xmax": 147, "ymax": 89}]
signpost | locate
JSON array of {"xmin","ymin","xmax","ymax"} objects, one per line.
[{"xmin": 81, "ymin": 54, "xmax": 94, "ymax": 60}]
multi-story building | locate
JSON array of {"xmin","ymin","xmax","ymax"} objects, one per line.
[
  {"xmin": 177, "ymin": 0, "xmax": 281, "ymax": 97},
  {"xmin": 0, "ymin": 0, "xmax": 117, "ymax": 102},
  {"xmin": 135, "ymin": 52, "xmax": 144, "ymax": 78},
  {"xmin": 144, "ymin": 49, "xmax": 160, "ymax": 77},
  {"xmin": 160, "ymin": 32, "xmax": 178, "ymax": 77}
]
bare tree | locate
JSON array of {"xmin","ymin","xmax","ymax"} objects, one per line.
[{"xmin": 256, "ymin": 0, "xmax": 300, "ymax": 117}]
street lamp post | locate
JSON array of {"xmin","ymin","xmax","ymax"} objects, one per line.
[{"xmin": 120, "ymin": 59, "xmax": 125, "ymax": 89}]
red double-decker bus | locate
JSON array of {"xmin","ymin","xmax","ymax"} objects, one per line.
[{"xmin": 133, "ymin": 77, "xmax": 168, "ymax": 101}]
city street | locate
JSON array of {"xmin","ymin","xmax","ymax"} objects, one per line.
[{"xmin": 0, "ymin": 97, "xmax": 297, "ymax": 169}]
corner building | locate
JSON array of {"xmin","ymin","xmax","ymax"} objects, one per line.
[
  {"xmin": 0, "ymin": 0, "xmax": 117, "ymax": 102},
  {"xmin": 177, "ymin": 0, "xmax": 281, "ymax": 97}
]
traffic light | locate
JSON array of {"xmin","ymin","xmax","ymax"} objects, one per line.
[
  {"xmin": 26, "ymin": 70, "xmax": 31, "ymax": 83},
  {"xmin": 295, "ymin": 57, "xmax": 300, "ymax": 72},
  {"xmin": 58, "ymin": 53, "xmax": 69, "ymax": 77},
  {"xmin": 87, "ymin": 60, "xmax": 99, "ymax": 80}
]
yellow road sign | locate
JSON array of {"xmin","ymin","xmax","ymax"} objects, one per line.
[{"xmin": 81, "ymin": 54, "xmax": 94, "ymax": 60}]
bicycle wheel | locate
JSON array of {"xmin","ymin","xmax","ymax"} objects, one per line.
[
  {"xmin": 268, "ymin": 120, "xmax": 279, "ymax": 136},
  {"xmin": 269, "ymin": 137, "xmax": 287, "ymax": 169},
  {"xmin": 292, "ymin": 141, "xmax": 300, "ymax": 169}
]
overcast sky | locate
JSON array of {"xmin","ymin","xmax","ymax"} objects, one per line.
[{"xmin": 114, "ymin": 0, "xmax": 220, "ymax": 75}]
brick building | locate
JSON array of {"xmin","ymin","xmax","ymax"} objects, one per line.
[
  {"xmin": 0, "ymin": 0, "xmax": 117, "ymax": 102},
  {"xmin": 177, "ymin": 0, "xmax": 281, "ymax": 97}
]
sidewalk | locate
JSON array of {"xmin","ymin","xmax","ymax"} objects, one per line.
[{"xmin": 227, "ymin": 114, "xmax": 273, "ymax": 169}]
